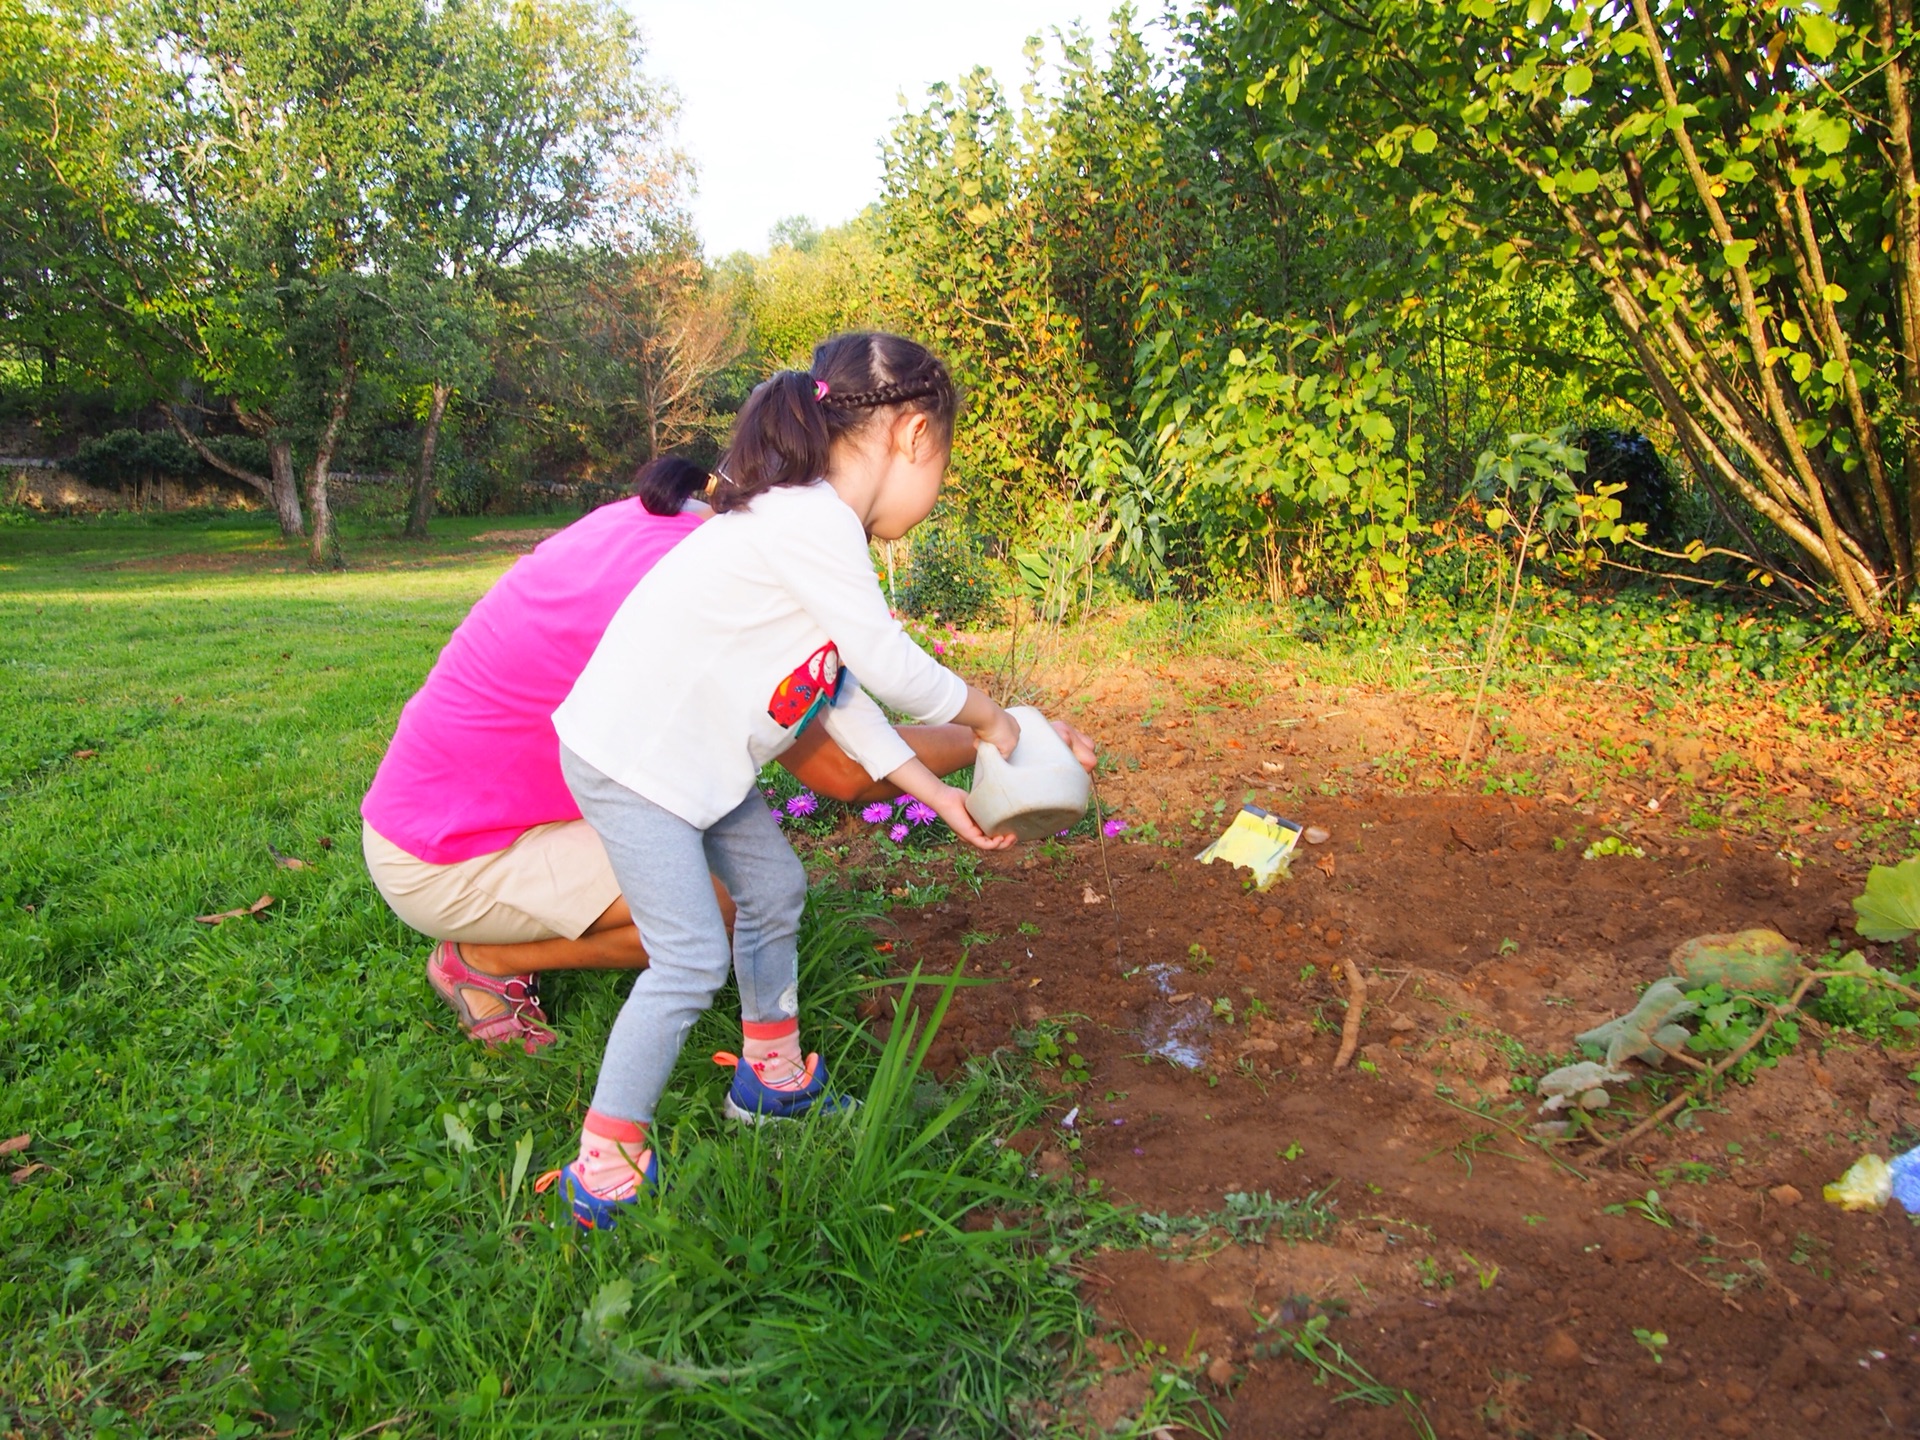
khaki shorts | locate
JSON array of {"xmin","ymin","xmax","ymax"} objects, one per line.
[{"xmin": 362, "ymin": 819, "xmax": 622, "ymax": 945}]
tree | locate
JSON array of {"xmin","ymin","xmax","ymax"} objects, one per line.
[{"xmin": 1224, "ymin": 0, "xmax": 1919, "ymax": 623}]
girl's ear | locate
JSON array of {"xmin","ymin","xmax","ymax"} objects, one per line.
[{"xmin": 897, "ymin": 410, "xmax": 931, "ymax": 461}]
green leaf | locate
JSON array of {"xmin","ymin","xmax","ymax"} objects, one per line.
[
  {"xmin": 1484, "ymin": 506, "xmax": 1511, "ymax": 530},
  {"xmin": 1798, "ymin": 12, "xmax": 1840, "ymax": 59},
  {"xmin": 1812, "ymin": 114, "xmax": 1850, "ymax": 155},
  {"xmin": 581, "ymin": 1279, "xmax": 635, "ymax": 1351},
  {"xmin": 1564, "ymin": 64, "xmax": 1592, "ymax": 98},
  {"xmin": 1411, "ymin": 126, "xmax": 1438, "ymax": 155},
  {"xmin": 1854, "ymin": 858, "xmax": 1920, "ymax": 942},
  {"xmin": 1722, "ymin": 239, "xmax": 1755, "ymax": 267}
]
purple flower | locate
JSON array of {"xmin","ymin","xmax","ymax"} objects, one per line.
[
  {"xmin": 1102, "ymin": 818, "xmax": 1128, "ymax": 838},
  {"xmin": 771, "ymin": 809, "xmax": 787, "ymax": 825},
  {"xmin": 902, "ymin": 801, "xmax": 938, "ymax": 826},
  {"xmin": 785, "ymin": 792, "xmax": 817, "ymax": 818},
  {"xmin": 861, "ymin": 801, "xmax": 893, "ymax": 824},
  {"xmin": 889, "ymin": 823, "xmax": 909, "ymax": 842}
]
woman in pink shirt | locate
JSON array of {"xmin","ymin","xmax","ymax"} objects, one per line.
[{"xmin": 361, "ymin": 458, "xmax": 980, "ymax": 1051}]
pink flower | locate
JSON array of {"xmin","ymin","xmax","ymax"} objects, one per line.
[
  {"xmin": 889, "ymin": 823, "xmax": 909, "ymax": 842},
  {"xmin": 785, "ymin": 792, "xmax": 817, "ymax": 818},
  {"xmin": 1102, "ymin": 818, "xmax": 1127, "ymax": 837},
  {"xmin": 902, "ymin": 801, "xmax": 938, "ymax": 826},
  {"xmin": 932, "ymin": 641, "xmax": 946, "ymax": 656},
  {"xmin": 861, "ymin": 801, "xmax": 893, "ymax": 824}
]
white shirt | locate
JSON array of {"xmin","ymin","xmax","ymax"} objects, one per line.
[{"xmin": 554, "ymin": 481, "xmax": 970, "ymax": 827}]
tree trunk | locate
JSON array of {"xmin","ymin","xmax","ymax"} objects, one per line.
[
  {"xmin": 404, "ymin": 381, "xmax": 452, "ymax": 539},
  {"xmin": 307, "ymin": 361, "xmax": 357, "ymax": 568},
  {"xmin": 268, "ymin": 439, "xmax": 304, "ymax": 537}
]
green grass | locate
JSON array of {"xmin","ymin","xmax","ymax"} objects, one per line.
[{"xmin": 0, "ymin": 512, "xmax": 1207, "ymax": 1438}]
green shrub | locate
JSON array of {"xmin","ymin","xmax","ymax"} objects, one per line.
[{"xmin": 899, "ymin": 527, "xmax": 997, "ymax": 624}]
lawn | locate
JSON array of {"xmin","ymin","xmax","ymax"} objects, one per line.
[
  {"xmin": 9, "ymin": 510, "xmax": 1920, "ymax": 1440},
  {"xmin": 0, "ymin": 513, "xmax": 1140, "ymax": 1439}
]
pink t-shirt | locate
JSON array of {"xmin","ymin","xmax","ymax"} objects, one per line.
[{"xmin": 361, "ymin": 499, "xmax": 703, "ymax": 863}]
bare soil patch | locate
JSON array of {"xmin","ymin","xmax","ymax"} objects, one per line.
[{"xmin": 880, "ymin": 652, "xmax": 1920, "ymax": 1437}]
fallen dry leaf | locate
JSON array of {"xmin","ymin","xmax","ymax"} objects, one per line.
[
  {"xmin": 1315, "ymin": 854, "xmax": 1337, "ymax": 878},
  {"xmin": 0, "ymin": 1134, "xmax": 29, "ymax": 1158},
  {"xmin": 1166, "ymin": 991, "xmax": 1194, "ymax": 1004},
  {"xmin": 1449, "ymin": 824, "xmax": 1483, "ymax": 853},
  {"xmin": 268, "ymin": 843, "xmax": 311, "ymax": 870},
  {"xmin": 10, "ymin": 1163, "xmax": 44, "ymax": 1184},
  {"xmin": 195, "ymin": 894, "xmax": 275, "ymax": 924},
  {"xmin": 72, "ymin": 749, "xmax": 97, "ymax": 760},
  {"xmin": 1082, "ymin": 884, "xmax": 1104, "ymax": 905},
  {"xmin": 1303, "ymin": 825, "xmax": 1331, "ymax": 845}
]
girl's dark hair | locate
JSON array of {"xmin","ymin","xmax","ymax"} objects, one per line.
[
  {"xmin": 712, "ymin": 332, "xmax": 958, "ymax": 515},
  {"xmin": 633, "ymin": 455, "xmax": 710, "ymax": 517}
]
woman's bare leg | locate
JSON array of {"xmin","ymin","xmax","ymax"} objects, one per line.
[{"xmin": 450, "ymin": 884, "xmax": 736, "ymax": 1019}]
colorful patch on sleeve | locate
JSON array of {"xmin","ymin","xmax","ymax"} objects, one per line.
[{"xmin": 767, "ymin": 642, "xmax": 842, "ymax": 730}]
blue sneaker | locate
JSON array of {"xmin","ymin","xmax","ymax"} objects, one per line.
[
  {"xmin": 713, "ymin": 1051, "xmax": 858, "ymax": 1124},
  {"xmin": 535, "ymin": 1149, "xmax": 658, "ymax": 1230}
]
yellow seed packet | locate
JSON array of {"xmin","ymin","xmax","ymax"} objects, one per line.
[{"xmin": 1195, "ymin": 806, "xmax": 1303, "ymax": 891}]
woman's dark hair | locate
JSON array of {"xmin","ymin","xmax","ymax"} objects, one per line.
[
  {"xmin": 633, "ymin": 454, "xmax": 710, "ymax": 517},
  {"xmin": 712, "ymin": 332, "xmax": 959, "ymax": 515}
]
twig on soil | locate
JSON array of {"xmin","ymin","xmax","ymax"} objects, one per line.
[
  {"xmin": 1669, "ymin": 1258, "xmax": 1745, "ymax": 1312},
  {"xmin": 1089, "ymin": 772, "xmax": 1122, "ymax": 969},
  {"xmin": 1333, "ymin": 959, "xmax": 1367, "ymax": 1069}
]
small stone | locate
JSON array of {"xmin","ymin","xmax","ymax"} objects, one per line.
[
  {"xmin": 1534, "ymin": 1288, "xmax": 1555, "ymax": 1305},
  {"xmin": 1608, "ymin": 1239, "xmax": 1650, "ymax": 1265},
  {"xmin": 1798, "ymin": 1402, "xmax": 1824, "ymax": 1423},
  {"xmin": 1323, "ymin": 927, "xmax": 1344, "ymax": 947},
  {"xmin": 1657, "ymin": 1358, "xmax": 1692, "ymax": 1382},
  {"xmin": 1724, "ymin": 1379, "xmax": 1755, "ymax": 1405},
  {"xmin": 1388, "ymin": 1013, "xmax": 1417, "ymax": 1032},
  {"xmin": 1769, "ymin": 1184, "xmax": 1803, "ymax": 1207},
  {"xmin": 1205, "ymin": 1355, "xmax": 1235, "ymax": 1388},
  {"xmin": 1715, "ymin": 1418, "xmax": 1752, "ymax": 1438},
  {"xmin": 1544, "ymin": 1331, "xmax": 1583, "ymax": 1368}
]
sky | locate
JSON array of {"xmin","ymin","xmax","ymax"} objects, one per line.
[{"xmin": 625, "ymin": 0, "xmax": 1108, "ymax": 258}]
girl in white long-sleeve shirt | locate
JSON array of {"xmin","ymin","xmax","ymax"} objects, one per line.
[{"xmin": 542, "ymin": 332, "xmax": 1020, "ymax": 1226}]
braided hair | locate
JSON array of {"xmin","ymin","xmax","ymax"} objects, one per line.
[{"xmin": 712, "ymin": 332, "xmax": 958, "ymax": 515}]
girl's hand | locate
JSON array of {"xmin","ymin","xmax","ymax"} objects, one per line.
[
  {"xmin": 882, "ymin": 757, "xmax": 1014, "ymax": 852},
  {"xmin": 953, "ymin": 685, "xmax": 1020, "ymax": 760},
  {"xmin": 925, "ymin": 782, "xmax": 1015, "ymax": 852},
  {"xmin": 975, "ymin": 704, "xmax": 1020, "ymax": 760}
]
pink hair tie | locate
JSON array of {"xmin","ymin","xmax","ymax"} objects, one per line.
[{"xmin": 813, "ymin": 379, "xmax": 830, "ymax": 401}]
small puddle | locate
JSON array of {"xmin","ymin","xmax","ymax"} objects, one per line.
[{"xmin": 1141, "ymin": 962, "xmax": 1209, "ymax": 1069}]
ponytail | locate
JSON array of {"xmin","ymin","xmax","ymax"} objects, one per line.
[{"xmin": 713, "ymin": 332, "xmax": 958, "ymax": 515}]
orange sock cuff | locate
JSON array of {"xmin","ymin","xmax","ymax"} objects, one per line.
[
  {"xmin": 742, "ymin": 1018, "xmax": 800, "ymax": 1042},
  {"xmin": 584, "ymin": 1109, "xmax": 648, "ymax": 1143}
]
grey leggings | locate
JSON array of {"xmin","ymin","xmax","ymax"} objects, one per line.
[{"xmin": 561, "ymin": 745, "xmax": 807, "ymax": 1124}]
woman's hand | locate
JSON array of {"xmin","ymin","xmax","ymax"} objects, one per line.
[{"xmin": 1050, "ymin": 719, "xmax": 1098, "ymax": 772}]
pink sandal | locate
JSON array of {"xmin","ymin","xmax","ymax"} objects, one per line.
[{"xmin": 425, "ymin": 940, "xmax": 556, "ymax": 1053}]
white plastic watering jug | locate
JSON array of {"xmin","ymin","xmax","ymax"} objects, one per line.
[{"xmin": 964, "ymin": 705, "xmax": 1091, "ymax": 841}]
